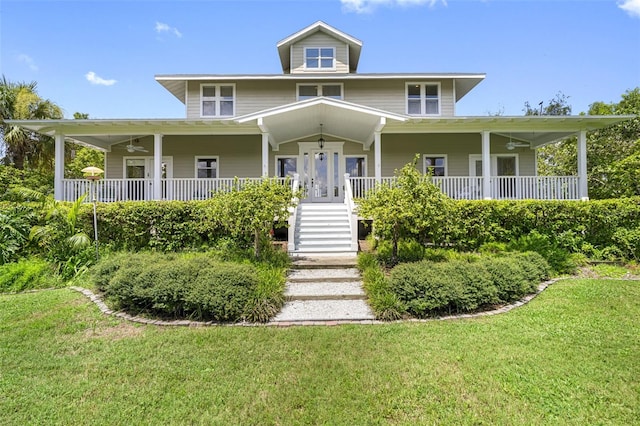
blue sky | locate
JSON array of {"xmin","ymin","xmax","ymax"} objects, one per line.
[{"xmin": 1, "ymin": 0, "xmax": 639, "ymax": 119}]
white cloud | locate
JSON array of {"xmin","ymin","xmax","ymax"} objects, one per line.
[
  {"xmin": 618, "ymin": 0, "xmax": 640, "ymax": 18},
  {"xmin": 17, "ymin": 54, "xmax": 38, "ymax": 71},
  {"xmin": 341, "ymin": 0, "xmax": 446, "ymax": 14},
  {"xmin": 85, "ymin": 71, "xmax": 117, "ymax": 86},
  {"xmin": 155, "ymin": 21, "xmax": 182, "ymax": 38}
]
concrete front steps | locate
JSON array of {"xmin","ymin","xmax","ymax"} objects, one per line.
[
  {"xmin": 272, "ymin": 257, "xmax": 375, "ymax": 322},
  {"xmin": 292, "ymin": 204, "xmax": 357, "ymax": 257}
]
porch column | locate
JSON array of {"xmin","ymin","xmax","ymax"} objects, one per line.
[
  {"xmin": 482, "ymin": 131, "xmax": 491, "ymax": 199},
  {"xmin": 374, "ymin": 131, "xmax": 381, "ymax": 183},
  {"xmin": 54, "ymin": 133, "xmax": 65, "ymax": 201},
  {"xmin": 577, "ymin": 130, "xmax": 589, "ymax": 200},
  {"xmin": 153, "ymin": 134, "xmax": 163, "ymax": 200},
  {"xmin": 261, "ymin": 133, "xmax": 269, "ymax": 177}
]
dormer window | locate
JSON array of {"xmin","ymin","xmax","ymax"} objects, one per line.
[
  {"xmin": 407, "ymin": 83, "xmax": 440, "ymax": 116},
  {"xmin": 305, "ymin": 47, "xmax": 335, "ymax": 70},
  {"xmin": 297, "ymin": 83, "xmax": 343, "ymax": 100},
  {"xmin": 201, "ymin": 84, "xmax": 235, "ymax": 117}
]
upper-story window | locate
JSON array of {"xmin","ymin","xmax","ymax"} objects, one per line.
[
  {"xmin": 297, "ymin": 84, "xmax": 343, "ymax": 100},
  {"xmin": 201, "ymin": 84, "xmax": 235, "ymax": 117},
  {"xmin": 407, "ymin": 83, "xmax": 440, "ymax": 116},
  {"xmin": 305, "ymin": 47, "xmax": 335, "ymax": 70}
]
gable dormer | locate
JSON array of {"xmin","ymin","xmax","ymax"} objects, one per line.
[{"xmin": 276, "ymin": 21, "xmax": 362, "ymax": 74}]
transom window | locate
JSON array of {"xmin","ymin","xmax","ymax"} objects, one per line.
[
  {"xmin": 423, "ymin": 155, "xmax": 447, "ymax": 176},
  {"xmin": 201, "ymin": 84, "xmax": 235, "ymax": 117},
  {"xmin": 297, "ymin": 84, "xmax": 343, "ymax": 100},
  {"xmin": 305, "ymin": 47, "xmax": 335, "ymax": 70},
  {"xmin": 195, "ymin": 157, "xmax": 218, "ymax": 178},
  {"xmin": 407, "ymin": 83, "xmax": 440, "ymax": 116}
]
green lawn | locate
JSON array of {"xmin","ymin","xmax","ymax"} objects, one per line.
[{"xmin": 1, "ymin": 279, "xmax": 638, "ymax": 425}]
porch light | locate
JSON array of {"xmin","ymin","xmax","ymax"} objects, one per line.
[
  {"xmin": 317, "ymin": 123, "xmax": 325, "ymax": 149},
  {"xmin": 81, "ymin": 166, "xmax": 104, "ymax": 261}
]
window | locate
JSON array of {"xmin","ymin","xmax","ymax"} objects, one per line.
[
  {"xmin": 276, "ymin": 157, "xmax": 297, "ymax": 177},
  {"xmin": 407, "ymin": 83, "xmax": 440, "ymax": 115},
  {"xmin": 201, "ymin": 84, "xmax": 235, "ymax": 117},
  {"xmin": 297, "ymin": 84, "xmax": 343, "ymax": 100},
  {"xmin": 195, "ymin": 157, "xmax": 218, "ymax": 178},
  {"xmin": 423, "ymin": 155, "xmax": 447, "ymax": 176},
  {"xmin": 305, "ymin": 47, "xmax": 335, "ymax": 70},
  {"xmin": 345, "ymin": 156, "xmax": 366, "ymax": 177}
]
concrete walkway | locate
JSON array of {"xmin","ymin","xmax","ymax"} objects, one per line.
[{"xmin": 271, "ymin": 257, "xmax": 375, "ymax": 323}]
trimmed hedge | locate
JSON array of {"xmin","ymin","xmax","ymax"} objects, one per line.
[
  {"xmin": 70, "ymin": 197, "xmax": 640, "ymax": 259},
  {"xmin": 93, "ymin": 252, "xmax": 260, "ymax": 322},
  {"xmin": 387, "ymin": 252, "xmax": 550, "ymax": 318},
  {"xmin": 449, "ymin": 198, "xmax": 640, "ymax": 256}
]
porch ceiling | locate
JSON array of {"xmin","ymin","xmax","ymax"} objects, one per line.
[
  {"xmin": 235, "ymin": 97, "xmax": 407, "ymax": 147},
  {"xmin": 385, "ymin": 115, "xmax": 635, "ymax": 148}
]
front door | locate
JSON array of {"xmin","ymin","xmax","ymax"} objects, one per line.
[
  {"xmin": 311, "ymin": 149, "xmax": 331, "ymax": 202},
  {"xmin": 299, "ymin": 142, "xmax": 344, "ymax": 203}
]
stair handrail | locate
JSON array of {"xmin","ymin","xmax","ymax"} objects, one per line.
[
  {"xmin": 287, "ymin": 173, "xmax": 300, "ymax": 254},
  {"xmin": 344, "ymin": 173, "xmax": 359, "ymax": 252}
]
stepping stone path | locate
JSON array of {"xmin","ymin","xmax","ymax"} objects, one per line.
[{"xmin": 272, "ymin": 257, "xmax": 375, "ymax": 322}]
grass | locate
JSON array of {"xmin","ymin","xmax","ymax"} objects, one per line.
[{"xmin": 1, "ymin": 279, "xmax": 638, "ymax": 425}]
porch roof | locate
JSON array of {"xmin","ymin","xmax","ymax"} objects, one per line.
[
  {"xmin": 235, "ymin": 97, "xmax": 408, "ymax": 147},
  {"xmin": 6, "ymin": 113, "xmax": 634, "ymax": 152},
  {"xmin": 385, "ymin": 115, "xmax": 636, "ymax": 148}
]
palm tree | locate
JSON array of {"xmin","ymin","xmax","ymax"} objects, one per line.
[{"xmin": 0, "ymin": 75, "xmax": 63, "ymax": 170}]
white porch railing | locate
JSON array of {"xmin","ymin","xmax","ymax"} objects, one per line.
[
  {"xmin": 61, "ymin": 176, "xmax": 580, "ymax": 202},
  {"xmin": 490, "ymin": 176, "xmax": 579, "ymax": 200},
  {"xmin": 61, "ymin": 177, "xmax": 288, "ymax": 202},
  {"xmin": 348, "ymin": 176, "xmax": 580, "ymax": 201}
]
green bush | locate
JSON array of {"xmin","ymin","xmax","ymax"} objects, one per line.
[
  {"xmin": 390, "ymin": 260, "xmax": 497, "ymax": 317},
  {"xmin": 93, "ymin": 252, "xmax": 274, "ymax": 322},
  {"xmin": 506, "ymin": 231, "xmax": 581, "ymax": 275},
  {"xmin": 386, "ymin": 252, "xmax": 551, "ymax": 318},
  {"xmin": 449, "ymin": 198, "xmax": 640, "ymax": 261},
  {"xmin": 375, "ymin": 238, "xmax": 426, "ymax": 265},
  {"xmin": 0, "ymin": 258, "xmax": 62, "ymax": 292},
  {"xmin": 357, "ymin": 252, "xmax": 406, "ymax": 320},
  {"xmin": 612, "ymin": 227, "xmax": 640, "ymax": 261}
]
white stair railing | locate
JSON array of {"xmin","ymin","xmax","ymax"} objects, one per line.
[
  {"xmin": 287, "ymin": 173, "xmax": 300, "ymax": 254},
  {"xmin": 344, "ymin": 173, "xmax": 358, "ymax": 251}
]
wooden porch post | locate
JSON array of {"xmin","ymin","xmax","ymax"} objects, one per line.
[
  {"xmin": 54, "ymin": 133, "xmax": 65, "ymax": 201},
  {"xmin": 374, "ymin": 131, "xmax": 381, "ymax": 183},
  {"xmin": 577, "ymin": 130, "xmax": 589, "ymax": 200},
  {"xmin": 482, "ymin": 130, "xmax": 491, "ymax": 199},
  {"xmin": 153, "ymin": 134, "xmax": 163, "ymax": 200},
  {"xmin": 261, "ymin": 133, "xmax": 269, "ymax": 177}
]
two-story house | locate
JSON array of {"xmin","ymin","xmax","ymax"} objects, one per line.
[{"xmin": 9, "ymin": 21, "xmax": 631, "ymax": 254}]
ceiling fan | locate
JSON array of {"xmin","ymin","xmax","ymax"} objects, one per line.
[
  {"xmin": 118, "ymin": 137, "xmax": 148, "ymax": 153},
  {"xmin": 505, "ymin": 137, "xmax": 529, "ymax": 151}
]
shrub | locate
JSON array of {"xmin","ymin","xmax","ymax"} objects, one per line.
[
  {"xmin": 612, "ymin": 227, "xmax": 640, "ymax": 261},
  {"xmin": 390, "ymin": 260, "xmax": 497, "ymax": 317},
  {"xmin": 93, "ymin": 252, "xmax": 270, "ymax": 322},
  {"xmin": 507, "ymin": 230, "xmax": 580, "ymax": 275},
  {"xmin": 0, "ymin": 258, "xmax": 62, "ymax": 292},
  {"xmin": 387, "ymin": 252, "xmax": 551, "ymax": 318},
  {"xmin": 375, "ymin": 238, "xmax": 425, "ymax": 265},
  {"xmin": 357, "ymin": 252, "xmax": 406, "ymax": 320}
]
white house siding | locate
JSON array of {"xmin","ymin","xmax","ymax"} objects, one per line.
[
  {"xmin": 380, "ymin": 133, "xmax": 536, "ymax": 176},
  {"xmin": 290, "ymin": 32, "xmax": 349, "ymax": 74}
]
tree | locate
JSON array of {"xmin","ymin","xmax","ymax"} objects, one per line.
[
  {"xmin": 65, "ymin": 112, "xmax": 104, "ymax": 178},
  {"xmin": 209, "ymin": 178, "xmax": 297, "ymax": 259},
  {"xmin": 0, "ymin": 76, "xmax": 63, "ymax": 171},
  {"xmin": 356, "ymin": 156, "xmax": 454, "ymax": 265},
  {"xmin": 532, "ymin": 88, "xmax": 640, "ymax": 198}
]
